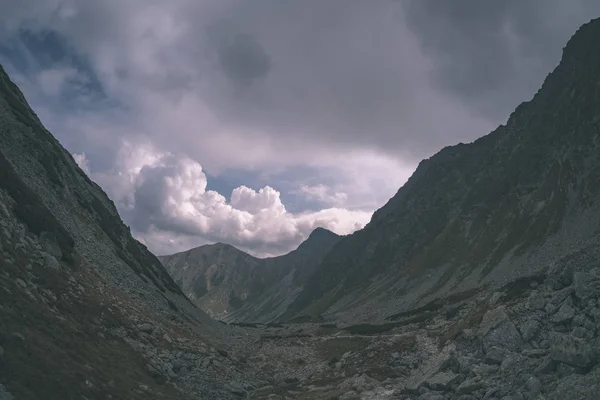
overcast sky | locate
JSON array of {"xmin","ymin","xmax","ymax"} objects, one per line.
[{"xmin": 0, "ymin": 1, "xmax": 598, "ymax": 257}]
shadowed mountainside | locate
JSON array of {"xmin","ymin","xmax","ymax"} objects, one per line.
[
  {"xmin": 284, "ymin": 17, "xmax": 600, "ymax": 323},
  {"xmin": 0, "ymin": 63, "xmax": 255, "ymax": 400},
  {"xmin": 159, "ymin": 227, "xmax": 341, "ymax": 322}
]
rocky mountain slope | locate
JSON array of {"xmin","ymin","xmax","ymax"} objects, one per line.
[
  {"xmin": 233, "ymin": 254, "xmax": 600, "ymax": 399},
  {"xmin": 0, "ymin": 63, "xmax": 267, "ymax": 399},
  {"xmin": 159, "ymin": 228, "xmax": 340, "ymax": 322},
  {"xmin": 284, "ymin": 17, "xmax": 600, "ymax": 325}
]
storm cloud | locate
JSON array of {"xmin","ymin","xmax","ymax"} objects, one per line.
[
  {"xmin": 0, "ymin": 0, "xmax": 598, "ymax": 255},
  {"xmin": 404, "ymin": 0, "xmax": 600, "ymax": 120}
]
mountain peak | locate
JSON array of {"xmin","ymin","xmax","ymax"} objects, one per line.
[{"xmin": 307, "ymin": 227, "xmax": 338, "ymax": 240}]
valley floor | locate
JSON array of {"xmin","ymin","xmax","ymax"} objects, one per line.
[{"xmin": 223, "ymin": 268, "xmax": 600, "ymax": 400}]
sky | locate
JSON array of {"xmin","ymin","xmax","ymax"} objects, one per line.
[{"xmin": 0, "ymin": 1, "xmax": 598, "ymax": 257}]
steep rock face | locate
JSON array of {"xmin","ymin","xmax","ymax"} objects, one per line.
[
  {"xmin": 226, "ymin": 227, "xmax": 342, "ymax": 323},
  {"xmin": 159, "ymin": 228, "xmax": 341, "ymax": 322},
  {"xmin": 0, "ymin": 64, "xmax": 245, "ymax": 399},
  {"xmin": 285, "ymin": 18, "xmax": 600, "ymax": 322}
]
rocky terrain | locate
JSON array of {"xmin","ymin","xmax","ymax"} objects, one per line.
[
  {"xmin": 1, "ymin": 14, "xmax": 600, "ymax": 400},
  {"xmin": 232, "ymin": 255, "xmax": 600, "ymax": 399},
  {"xmin": 159, "ymin": 228, "xmax": 340, "ymax": 322},
  {"xmin": 0, "ymin": 62, "xmax": 268, "ymax": 399}
]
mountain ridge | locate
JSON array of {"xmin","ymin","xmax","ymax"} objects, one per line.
[
  {"xmin": 282, "ymin": 16, "xmax": 600, "ymax": 323},
  {"xmin": 0, "ymin": 62, "xmax": 251, "ymax": 399},
  {"xmin": 159, "ymin": 227, "xmax": 341, "ymax": 321}
]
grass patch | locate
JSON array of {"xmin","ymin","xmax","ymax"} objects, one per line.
[
  {"xmin": 501, "ymin": 274, "xmax": 546, "ymax": 300},
  {"xmin": 386, "ymin": 287, "xmax": 481, "ymax": 321}
]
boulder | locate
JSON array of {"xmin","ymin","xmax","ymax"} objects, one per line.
[
  {"xmin": 549, "ymin": 332, "xmax": 597, "ymax": 369},
  {"xmin": 405, "ymin": 351, "xmax": 455, "ymax": 393},
  {"xmin": 528, "ymin": 294, "xmax": 547, "ymax": 310},
  {"xmin": 425, "ymin": 371, "xmax": 460, "ymax": 391},
  {"xmin": 545, "ymin": 365, "xmax": 600, "ymax": 400},
  {"xmin": 519, "ymin": 319, "xmax": 541, "ymax": 341},
  {"xmin": 457, "ymin": 378, "xmax": 485, "ymax": 394},
  {"xmin": 228, "ymin": 381, "xmax": 248, "ymax": 398},
  {"xmin": 552, "ymin": 303, "xmax": 576, "ymax": 324},
  {"xmin": 485, "ymin": 347, "xmax": 507, "ymax": 365},
  {"xmin": 479, "ymin": 307, "xmax": 523, "ymax": 352},
  {"xmin": 137, "ymin": 323, "xmax": 154, "ymax": 334},
  {"xmin": 573, "ymin": 270, "xmax": 600, "ymax": 301}
]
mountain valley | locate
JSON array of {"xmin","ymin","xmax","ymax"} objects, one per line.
[{"xmin": 1, "ymin": 16, "xmax": 600, "ymax": 400}]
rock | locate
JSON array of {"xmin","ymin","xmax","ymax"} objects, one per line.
[
  {"xmin": 485, "ymin": 347, "xmax": 507, "ymax": 364},
  {"xmin": 573, "ymin": 271, "xmax": 600, "ymax": 301},
  {"xmin": 521, "ymin": 348, "xmax": 548, "ymax": 358},
  {"xmin": 39, "ymin": 231, "xmax": 63, "ymax": 259},
  {"xmin": 549, "ymin": 332, "xmax": 597, "ymax": 368},
  {"xmin": 171, "ymin": 359, "xmax": 183, "ymax": 372},
  {"xmin": 163, "ymin": 333, "xmax": 173, "ymax": 344},
  {"xmin": 339, "ymin": 391, "xmax": 360, "ymax": 400},
  {"xmin": 546, "ymin": 287, "xmax": 574, "ymax": 313},
  {"xmin": 545, "ymin": 366, "xmax": 600, "ymax": 400},
  {"xmin": 418, "ymin": 393, "xmax": 445, "ymax": 400},
  {"xmin": 519, "ymin": 318, "xmax": 541, "ymax": 342},
  {"xmin": 405, "ymin": 351, "xmax": 454, "ymax": 393},
  {"xmin": 228, "ymin": 381, "xmax": 247, "ymax": 397},
  {"xmin": 458, "ymin": 378, "xmax": 485, "ymax": 394},
  {"xmin": 425, "ymin": 371, "xmax": 460, "ymax": 391},
  {"xmin": 217, "ymin": 349, "xmax": 228, "ymax": 358},
  {"xmin": 572, "ymin": 326, "xmax": 593, "ymax": 339},
  {"xmin": 556, "ymin": 362, "xmax": 577, "ymax": 377},
  {"xmin": 552, "ymin": 303, "xmax": 576, "ymax": 324},
  {"xmin": 548, "ymin": 269, "xmax": 572, "ymax": 290},
  {"xmin": 525, "ymin": 376, "xmax": 541, "ymax": 393},
  {"xmin": 589, "ymin": 307, "xmax": 600, "ymax": 322},
  {"xmin": 137, "ymin": 323, "xmax": 154, "ymax": 334},
  {"xmin": 528, "ymin": 295, "xmax": 547, "ymax": 310},
  {"xmin": 534, "ymin": 356, "xmax": 557, "ymax": 374},
  {"xmin": 15, "ymin": 278, "xmax": 26, "ymax": 289},
  {"xmin": 0, "ymin": 384, "xmax": 15, "ymax": 400},
  {"xmin": 482, "ymin": 386, "xmax": 508, "ymax": 399},
  {"xmin": 338, "ymin": 374, "xmax": 377, "ymax": 392},
  {"xmin": 479, "ymin": 307, "xmax": 523, "ymax": 352},
  {"xmin": 499, "ymin": 352, "xmax": 525, "ymax": 374},
  {"xmin": 573, "ymin": 314, "xmax": 587, "ymax": 326},
  {"xmin": 472, "ymin": 363, "xmax": 498, "ymax": 376},
  {"xmin": 489, "ymin": 292, "xmax": 504, "ymax": 306}
]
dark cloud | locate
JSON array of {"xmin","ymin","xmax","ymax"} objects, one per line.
[
  {"xmin": 212, "ymin": 31, "xmax": 271, "ymax": 87},
  {"xmin": 1, "ymin": 0, "xmax": 599, "ymax": 255},
  {"xmin": 403, "ymin": 0, "xmax": 600, "ymax": 120}
]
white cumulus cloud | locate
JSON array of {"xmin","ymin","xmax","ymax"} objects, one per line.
[{"xmin": 90, "ymin": 140, "xmax": 372, "ymax": 257}]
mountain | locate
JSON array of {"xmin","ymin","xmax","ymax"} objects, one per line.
[
  {"xmin": 283, "ymin": 17, "xmax": 600, "ymax": 323},
  {"xmin": 2, "ymin": 17, "xmax": 600, "ymax": 400},
  {"xmin": 0, "ymin": 64, "xmax": 257, "ymax": 399},
  {"xmin": 159, "ymin": 227, "xmax": 341, "ymax": 322}
]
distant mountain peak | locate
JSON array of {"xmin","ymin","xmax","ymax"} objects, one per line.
[{"xmin": 307, "ymin": 227, "xmax": 338, "ymax": 239}]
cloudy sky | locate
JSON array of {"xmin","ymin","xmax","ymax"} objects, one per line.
[{"xmin": 0, "ymin": 1, "xmax": 598, "ymax": 257}]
